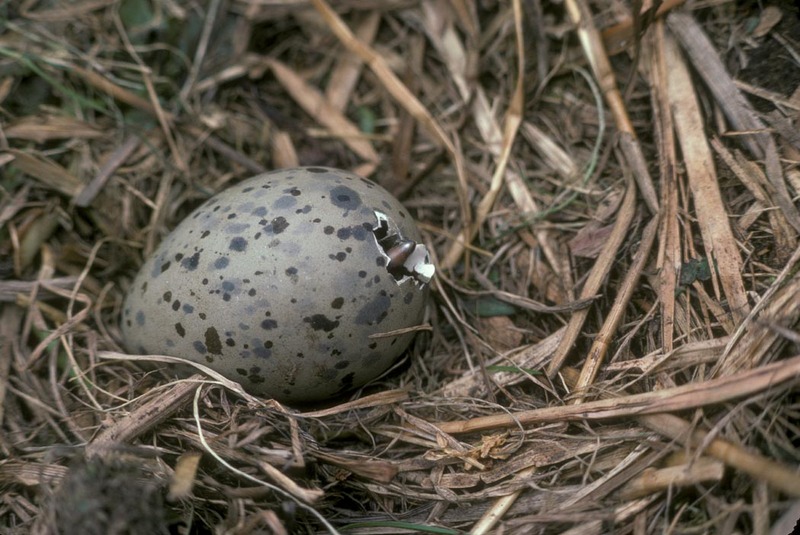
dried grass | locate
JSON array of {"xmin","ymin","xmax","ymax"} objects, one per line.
[{"xmin": 1, "ymin": 0, "xmax": 800, "ymax": 533}]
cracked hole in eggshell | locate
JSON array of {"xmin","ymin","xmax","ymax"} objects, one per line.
[{"xmin": 372, "ymin": 211, "xmax": 435, "ymax": 286}]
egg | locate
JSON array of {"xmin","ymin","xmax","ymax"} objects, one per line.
[{"xmin": 120, "ymin": 167, "xmax": 434, "ymax": 403}]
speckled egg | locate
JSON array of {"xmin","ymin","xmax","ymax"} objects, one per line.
[{"xmin": 120, "ymin": 167, "xmax": 434, "ymax": 403}]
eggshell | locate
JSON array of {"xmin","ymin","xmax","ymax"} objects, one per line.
[{"xmin": 120, "ymin": 167, "xmax": 433, "ymax": 403}]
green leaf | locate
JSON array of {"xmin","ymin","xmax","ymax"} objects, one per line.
[
  {"xmin": 0, "ymin": 47, "xmax": 108, "ymax": 114},
  {"xmin": 120, "ymin": 0, "xmax": 155, "ymax": 33},
  {"xmin": 465, "ymin": 296, "xmax": 517, "ymax": 317},
  {"xmin": 356, "ymin": 105, "xmax": 377, "ymax": 134},
  {"xmin": 679, "ymin": 257, "xmax": 711, "ymax": 286}
]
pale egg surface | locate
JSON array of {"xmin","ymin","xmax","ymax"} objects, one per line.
[{"xmin": 121, "ymin": 167, "xmax": 433, "ymax": 403}]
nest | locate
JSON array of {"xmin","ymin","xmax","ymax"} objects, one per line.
[{"xmin": 1, "ymin": 0, "xmax": 799, "ymax": 533}]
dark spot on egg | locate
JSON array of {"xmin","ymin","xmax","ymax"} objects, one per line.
[
  {"xmin": 253, "ymin": 345, "xmax": 271, "ymax": 359},
  {"xmin": 181, "ymin": 252, "xmax": 200, "ymax": 271},
  {"xmin": 303, "ymin": 314, "xmax": 339, "ymax": 332},
  {"xmin": 329, "ymin": 185, "xmax": 361, "ymax": 211},
  {"xmin": 271, "ymin": 216, "xmax": 289, "ymax": 234},
  {"xmin": 273, "ymin": 195, "xmax": 297, "ymax": 210},
  {"xmin": 205, "ymin": 327, "xmax": 222, "ymax": 355},
  {"xmin": 338, "ymin": 372, "xmax": 355, "ymax": 390},
  {"xmin": 355, "ymin": 294, "xmax": 392, "ymax": 325}
]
